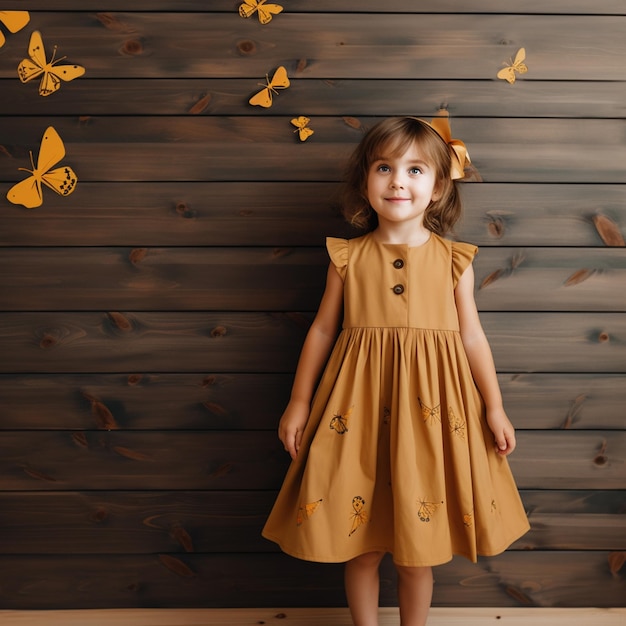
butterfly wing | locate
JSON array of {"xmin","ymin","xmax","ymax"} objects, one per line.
[
  {"xmin": 497, "ymin": 66, "xmax": 516, "ymax": 84},
  {"xmin": 0, "ymin": 11, "xmax": 30, "ymax": 47},
  {"xmin": 6, "ymin": 176, "xmax": 43, "ymax": 209},
  {"xmin": 270, "ymin": 65, "xmax": 290, "ymax": 89},
  {"xmin": 257, "ymin": 3, "xmax": 283, "ymax": 24},
  {"xmin": 249, "ymin": 86, "xmax": 273, "ymax": 107},
  {"xmin": 238, "ymin": 0, "xmax": 258, "ymax": 18},
  {"xmin": 41, "ymin": 63, "xmax": 85, "ymax": 96},
  {"xmin": 42, "ymin": 166, "xmax": 78, "ymax": 198},
  {"xmin": 298, "ymin": 127, "xmax": 314, "ymax": 141},
  {"xmin": 36, "ymin": 127, "xmax": 66, "ymax": 173}
]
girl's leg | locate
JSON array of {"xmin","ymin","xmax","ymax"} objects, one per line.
[
  {"xmin": 395, "ymin": 565, "xmax": 433, "ymax": 626},
  {"xmin": 344, "ymin": 551, "xmax": 386, "ymax": 626}
]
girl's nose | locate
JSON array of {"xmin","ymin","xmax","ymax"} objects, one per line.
[{"xmin": 390, "ymin": 177, "xmax": 404, "ymax": 189}]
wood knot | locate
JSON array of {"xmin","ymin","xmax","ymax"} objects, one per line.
[
  {"xmin": 598, "ymin": 331, "xmax": 610, "ymax": 343},
  {"xmin": 72, "ymin": 431, "xmax": 89, "ymax": 448},
  {"xmin": 39, "ymin": 333, "xmax": 58, "ymax": 349},
  {"xmin": 343, "ymin": 116, "xmax": 363, "ymax": 130},
  {"xmin": 594, "ymin": 439, "xmax": 608, "ymax": 466},
  {"xmin": 175, "ymin": 202, "xmax": 196, "ymax": 218},
  {"xmin": 127, "ymin": 374, "xmax": 143, "ymax": 385},
  {"xmin": 202, "ymin": 375, "xmax": 217, "ymax": 387},
  {"xmin": 91, "ymin": 508, "xmax": 109, "ymax": 523},
  {"xmin": 188, "ymin": 94, "xmax": 211, "ymax": 115},
  {"xmin": 210, "ymin": 325, "xmax": 227, "ymax": 338},
  {"xmin": 129, "ymin": 248, "xmax": 147, "ymax": 265},
  {"xmin": 487, "ymin": 215, "xmax": 505, "ymax": 239},
  {"xmin": 272, "ymin": 247, "xmax": 292, "ymax": 258},
  {"xmin": 237, "ymin": 40, "xmax": 257, "ymax": 56},
  {"xmin": 120, "ymin": 39, "xmax": 143, "ymax": 56},
  {"xmin": 107, "ymin": 312, "xmax": 133, "ymax": 332}
]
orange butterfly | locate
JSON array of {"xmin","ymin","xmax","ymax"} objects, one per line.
[
  {"xmin": 0, "ymin": 11, "xmax": 30, "ymax": 48},
  {"xmin": 6, "ymin": 126, "xmax": 78, "ymax": 209},
  {"xmin": 447, "ymin": 406, "xmax": 466, "ymax": 439},
  {"xmin": 239, "ymin": 0, "xmax": 283, "ymax": 25},
  {"xmin": 249, "ymin": 66, "xmax": 289, "ymax": 108},
  {"xmin": 497, "ymin": 48, "xmax": 528, "ymax": 84},
  {"xmin": 291, "ymin": 116, "xmax": 315, "ymax": 142},
  {"xmin": 18, "ymin": 30, "xmax": 85, "ymax": 96}
]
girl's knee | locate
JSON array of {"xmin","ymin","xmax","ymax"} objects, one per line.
[
  {"xmin": 348, "ymin": 551, "xmax": 386, "ymax": 569},
  {"xmin": 395, "ymin": 564, "xmax": 433, "ymax": 580}
]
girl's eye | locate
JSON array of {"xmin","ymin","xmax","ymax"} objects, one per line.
[
  {"xmin": 409, "ymin": 167, "xmax": 422, "ymax": 175},
  {"xmin": 377, "ymin": 164, "xmax": 391, "ymax": 173}
]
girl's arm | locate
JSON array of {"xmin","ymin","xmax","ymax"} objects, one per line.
[
  {"xmin": 278, "ymin": 263, "xmax": 344, "ymax": 459},
  {"xmin": 455, "ymin": 263, "xmax": 516, "ymax": 456}
]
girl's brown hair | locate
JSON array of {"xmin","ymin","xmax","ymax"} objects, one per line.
[{"xmin": 339, "ymin": 117, "xmax": 462, "ymax": 235}]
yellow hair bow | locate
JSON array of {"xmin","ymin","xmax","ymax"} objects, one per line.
[{"xmin": 426, "ymin": 111, "xmax": 471, "ymax": 180}]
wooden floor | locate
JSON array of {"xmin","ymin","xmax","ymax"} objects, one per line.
[{"xmin": 1, "ymin": 608, "xmax": 625, "ymax": 626}]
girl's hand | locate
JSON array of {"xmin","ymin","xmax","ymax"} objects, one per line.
[
  {"xmin": 486, "ymin": 407, "xmax": 516, "ymax": 456},
  {"xmin": 278, "ymin": 400, "xmax": 310, "ymax": 460}
]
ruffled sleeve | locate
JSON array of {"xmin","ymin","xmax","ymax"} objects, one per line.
[
  {"xmin": 326, "ymin": 237, "xmax": 348, "ymax": 281},
  {"xmin": 451, "ymin": 241, "xmax": 478, "ymax": 287}
]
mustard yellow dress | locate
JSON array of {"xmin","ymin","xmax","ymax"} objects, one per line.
[{"xmin": 262, "ymin": 232, "xmax": 530, "ymax": 566}]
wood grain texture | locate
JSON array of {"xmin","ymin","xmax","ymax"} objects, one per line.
[
  {"xmin": 0, "ymin": 552, "xmax": 622, "ymax": 609},
  {"xmin": 1, "ymin": 79, "xmax": 625, "ymax": 118},
  {"xmin": 0, "ymin": 312, "xmax": 624, "ymax": 374},
  {"xmin": 1, "ymin": 608, "xmax": 625, "ymax": 626},
  {"xmin": 1, "ymin": 118, "xmax": 624, "ymax": 185},
  {"xmin": 0, "ymin": 490, "xmax": 623, "ymax": 554},
  {"xmin": 0, "ymin": 183, "xmax": 624, "ymax": 248},
  {"xmin": 1, "ymin": 373, "xmax": 624, "ymax": 430},
  {"xmin": 0, "ymin": 246, "xmax": 624, "ymax": 312},
  {"xmin": 0, "ymin": 13, "xmax": 624, "ymax": 80},
  {"xmin": 14, "ymin": 1, "xmax": 626, "ymax": 13},
  {"xmin": 0, "ymin": 430, "xmax": 623, "ymax": 491}
]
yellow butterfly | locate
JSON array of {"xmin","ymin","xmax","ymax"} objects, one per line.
[
  {"xmin": 297, "ymin": 498, "xmax": 322, "ymax": 526},
  {"xmin": 239, "ymin": 0, "xmax": 283, "ymax": 25},
  {"xmin": 0, "ymin": 11, "xmax": 30, "ymax": 48},
  {"xmin": 463, "ymin": 511, "xmax": 474, "ymax": 527},
  {"xmin": 417, "ymin": 497, "xmax": 443, "ymax": 523},
  {"xmin": 329, "ymin": 406, "xmax": 352, "ymax": 434},
  {"xmin": 349, "ymin": 496, "xmax": 368, "ymax": 536},
  {"xmin": 418, "ymin": 397, "xmax": 441, "ymax": 425},
  {"xmin": 249, "ymin": 65, "xmax": 289, "ymax": 108},
  {"xmin": 6, "ymin": 126, "xmax": 78, "ymax": 209},
  {"xmin": 291, "ymin": 116, "xmax": 315, "ymax": 142},
  {"xmin": 18, "ymin": 30, "xmax": 85, "ymax": 96},
  {"xmin": 497, "ymin": 47, "xmax": 528, "ymax": 84}
]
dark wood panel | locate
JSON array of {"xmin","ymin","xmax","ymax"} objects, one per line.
[
  {"xmin": 0, "ymin": 183, "xmax": 624, "ymax": 248},
  {"xmin": 1, "ymin": 118, "xmax": 624, "ymax": 184},
  {"xmin": 0, "ymin": 431, "xmax": 623, "ymax": 490},
  {"xmin": 0, "ymin": 490, "xmax": 623, "ymax": 554},
  {"xmin": 0, "ymin": 14, "xmax": 623, "ymax": 80},
  {"xmin": 0, "ymin": 552, "xmax": 622, "ymax": 609},
  {"xmin": 0, "ymin": 312, "xmax": 624, "ymax": 374},
  {"xmin": 1, "ymin": 373, "xmax": 624, "ymax": 431},
  {"xmin": 15, "ymin": 1, "xmax": 626, "ymax": 13},
  {"xmin": 1, "ymin": 247, "xmax": 624, "ymax": 312},
  {"xmin": 2, "ymin": 79, "xmax": 625, "ymax": 118}
]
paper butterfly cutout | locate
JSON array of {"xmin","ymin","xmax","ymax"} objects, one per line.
[
  {"xmin": 0, "ymin": 11, "xmax": 30, "ymax": 48},
  {"xmin": 349, "ymin": 496, "xmax": 368, "ymax": 536},
  {"xmin": 249, "ymin": 66, "xmax": 289, "ymax": 108},
  {"xmin": 329, "ymin": 406, "xmax": 351, "ymax": 434},
  {"xmin": 18, "ymin": 30, "xmax": 85, "ymax": 96},
  {"xmin": 291, "ymin": 116, "xmax": 315, "ymax": 142},
  {"xmin": 497, "ymin": 48, "xmax": 528, "ymax": 84},
  {"xmin": 239, "ymin": 0, "xmax": 283, "ymax": 25},
  {"xmin": 6, "ymin": 126, "xmax": 78, "ymax": 209}
]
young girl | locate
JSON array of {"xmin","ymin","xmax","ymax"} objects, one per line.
[{"xmin": 262, "ymin": 114, "xmax": 530, "ymax": 626}]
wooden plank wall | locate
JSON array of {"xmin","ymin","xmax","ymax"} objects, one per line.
[{"xmin": 0, "ymin": 0, "xmax": 625, "ymax": 611}]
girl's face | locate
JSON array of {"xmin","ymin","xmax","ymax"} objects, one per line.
[{"xmin": 366, "ymin": 141, "xmax": 441, "ymax": 232}]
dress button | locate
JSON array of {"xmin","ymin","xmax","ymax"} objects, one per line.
[
  {"xmin": 393, "ymin": 259, "xmax": 404, "ymax": 269},
  {"xmin": 392, "ymin": 284, "xmax": 404, "ymax": 295}
]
